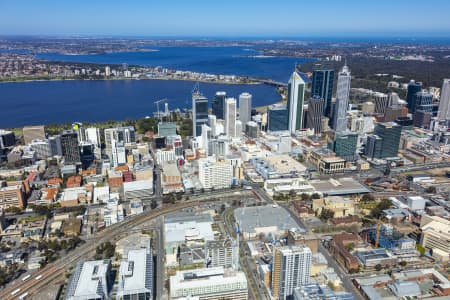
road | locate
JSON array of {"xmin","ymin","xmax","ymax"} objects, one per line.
[
  {"xmin": 318, "ymin": 243, "xmax": 364, "ymax": 300},
  {"xmin": 1, "ymin": 196, "xmax": 234, "ymax": 300}
]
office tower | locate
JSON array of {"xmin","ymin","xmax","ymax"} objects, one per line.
[
  {"xmin": 80, "ymin": 142, "xmax": 95, "ymax": 169},
  {"xmin": 374, "ymin": 92, "xmax": 389, "ymax": 114},
  {"xmin": 205, "ymin": 239, "xmax": 237, "ymax": 269},
  {"xmin": 49, "ymin": 135, "xmax": 63, "ymax": 156},
  {"xmin": 311, "ymin": 68, "xmax": 334, "ymax": 118},
  {"xmin": 224, "ymin": 97, "xmax": 237, "ymax": 138},
  {"xmin": 374, "ymin": 122, "xmax": 402, "ymax": 158},
  {"xmin": 29, "ymin": 139, "xmax": 52, "ymax": 159},
  {"xmin": 201, "ymin": 124, "xmax": 211, "ymax": 153},
  {"xmin": 406, "ymin": 80, "xmax": 422, "ymax": 112},
  {"xmin": 72, "ymin": 122, "xmax": 86, "ymax": 143},
  {"xmin": 365, "ymin": 135, "xmax": 382, "ymax": 159},
  {"xmin": 287, "ymin": 71, "xmax": 306, "ymax": 133},
  {"xmin": 328, "ymin": 132, "xmax": 358, "ymax": 159},
  {"xmin": 208, "ymin": 115, "xmax": 217, "ymax": 137},
  {"xmin": 85, "ymin": 127, "xmax": 101, "ymax": 148},
  {"xmin": 170, "ymin": 267, "xmax": 247, "ymax": 300},
  {"xmin": 306, "ymin": 96, "xmax": 325, "ymax": 134},
  {"xmin": 272, "ymin": 245, "xmax": 312, "ymax": 300},
  {"xmin": 268, "ymin": 104, "xmax": 289, "ymax": 132},
  {"xmin": 239, "ymin": 92, "xmax": 252, "ymax": 126},
  {"xmin": 412, "ymin": 91, "xmax": 433, "ymax": 114},
  {"xmin": 192, "ymin": 92, "xmax": 209, "ymax": 137},
  {"xmin": 111, "ymin": 140, "xmax": 126, "ymax": 167},
  {"xmin": 117, "ymin": 249, "xmax": 153, "ymax": 300},
  {"xmin": 235, "ymin": 120, "xmax": 243, "ymax": 138},
  {"xmin": 212, "ymin": 91, "xmax": 227, "ymax": 119},
  {"xmin": 23, "ymin": 125, "xmax": 45, "ymax": 145},
  {"xmin": 61, "ymin": 130, "xmax": 81, "ymax": 163},
  {"xmin": 104, "ymin": 127, "xmax": 135, "ymax": 160},
  {"xmin": 333, "ymin": 65, "xmax": 351, "ymax": 132},
  {"xmin": 413, "ymin": 110, "xmax": 432, "ymax": 128},
  {"xmin": 65, "ymin": 260, "xmax": 112, "ymax": 300},
  {"xmin": 245, "ymin": 121, "xmax": 259, "ymax": 138},
  {"xmin": 0, "ymin": 130, "xmax": 15, "ymax": 149},
  {"xmin": 438, "ymin": 79, "xmax": 450, "ymax": 120}
]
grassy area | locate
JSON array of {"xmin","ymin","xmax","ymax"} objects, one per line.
[{"xmin": 20, "ymin": 215, "xmax": 46, "ymax": 223}]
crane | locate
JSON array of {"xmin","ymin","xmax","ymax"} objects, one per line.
[{"xmin": 154, "ymin": 98, "xmax": 168, "ymax": 121}]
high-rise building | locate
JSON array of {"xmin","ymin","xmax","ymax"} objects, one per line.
[
  {"xmin": 306, "ymin": 96, "xmax": 325, "ymax": 134},
  {"xmin": 438, "ymin": 79, "xmax": 450, "ymax": 120},
  {"xmin": 212, "ymin": 91, "xmax": 227, "ymax": 120},
  {"xmin": 104, "ymin": 127, "xmax": 135, "ymax": 161},
  {"xmin": 198, "ymin": 159, "xmax": 233, "ymax": 189},
  {"xmin": 105, "ymin": 66, "xmax": 111, "ymax": 77},
  {"xmin": 205, "ymin": 239, "xmax": 237, "ymax": 269},
  {"xmin": 311, "ymin": 68, "xmax": 334, "ymax": 118},
  {"xmin": 224, "ymin": 97, "xmax": 237, "ymax": 138},
  {"xmin": 239, "ymin": 92, "xmax": 252, "ymax": 126},
  {"xmin": 268, "ymin": 104, "xmax": 289, "ymax": 132},
  {"xmin": 413, "ymin": 110, "xmax": 432, "ymax": 128},
  {"xmin": 208, "ymin": 115, "xmax": 217, "ymax": 137},
  {"xmin": 332, "ymin": 65, "xmax": 351, "ymax": 132},
  {"xmin": 0, "ymin": 130, "xmax": 15, "ymax": 149},
  {"xmin": 49, "ymin": 135, "xmax": 63, "ymax": 156},
  {"xmin": 406, "ymin": 80, "xmax": 422, "ymax": 112},
  {"xmin": 287, "ymin": 71, "xmax": 306, "ymax": 133},
  {"xmin": 272, "ymin": 245, "xmax": 312, "ymax": 300},
  {"xmin": 85, "ymin": 127, "xmax": 101, "ymax": 148},
  {"xmin": 80, "ymin": 142, "xmax": 95, "ymax": 169},
  {"xmin": 365, "ymin": 135, "xmax": 382, "ymax": 159},
  {"xmin": 29, "ymin": 139, "xmax": 52, "ymax": 159},
  {"xmin": 111, "ymin": 140, "xmax": 126, "ymax": 167},
  {"xmin": 61, "ymin": 130, "xmax": 81, "ymax": 163},
  {"xmin": 192, "ymin": 92, "xmax": 209, "ymax": 137},
  {"xmin": 412, "ymin": 91, "xmax": 433, "ymax": 114},
  {"xmin": 328, "ymin": 132, "xmax": 358, "ymax": 160},
  {"xmin": 245, "ymin": 121, "xmax": 259, "ymax": 138},
  {"xmin": 117, "ymin": 248, "xmax": 153, "ymax": 300},
  {"xmin": 23, "ymin": 125, "xmax": 45, "ymax": 145},
  {"xmin": 72, "ymin": 122, "xmax": 86, "ymax": 143},
  {"xmin": 374, "ymin": 122, "xmax": 402, "ymax": 158},
  {"xmin": 374, "ymin": 92, "xmax": 390, "ymax": 114}
]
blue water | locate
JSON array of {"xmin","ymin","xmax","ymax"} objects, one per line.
[
  {"xmin": 36, "ymin": 46, "xmax": 311, "ymax": 82},
  {"xmin": 0, "ymin": 80, "xmax": 280, "ymax": 128}
]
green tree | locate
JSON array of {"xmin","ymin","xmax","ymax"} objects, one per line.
[
  {"xmin": 319, "ymin": 208, "xmax": 335, "ymax": 221},
  {"xmin": 416, "ymin": 244, "xmax": 426, "ymax": 256},
  {"xmin": 361, "ymin": 194, "xmax": 375, "ymax": 202},
  {"xmin": 375, "ymin": 264, "xmax": 382, "ymax": 271}
]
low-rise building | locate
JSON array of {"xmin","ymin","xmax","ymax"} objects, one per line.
[
  {"xmin": 312, "ymin": 196, "xmax": 355, "ymax": 218},
  {"xmin": 170, "ymin": 267, "xmax": 248, "ymax": 300},
  {"xmin": 117, "ymin": 249, "xmax": 153, "ymax": 300},
  {"xmin": 65, "ymin": 260, "xmax": 112, "ymax": 300}
]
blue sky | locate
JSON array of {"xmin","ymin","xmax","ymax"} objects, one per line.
[{"xmin": 1, "ymin": 0, "xmax": 450, "ymax": 37}]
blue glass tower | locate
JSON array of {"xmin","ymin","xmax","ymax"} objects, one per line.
[{"xmin": 311, "ymin": 68, "xmax": 334, "ymax": 119}]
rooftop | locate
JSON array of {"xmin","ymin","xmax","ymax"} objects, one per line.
[{"xmin": 309, "ymin": 178, "xmax": 371, "ymax": 196}]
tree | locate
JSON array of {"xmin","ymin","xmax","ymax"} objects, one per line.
[
  {"xmin": 311, "ymin": 193, "xmax": 321, "ymax": 200},
  {"xmin": 319, "ymin": 208, "xmax": 335, "ymax": 221},
  {"xmin": 150, "ymin": 199, "xmax": 157, "ymax": 209},
  {"xmin": 416, "ymin": 244, "xmax": 426, "ymax": 256},
  {"xmin": 375, "ymin": 264, "xmax": 382, "ymax": 271},
  {"xmin": 425, "ymin": 186, "xmax": 436, "ymax": 194},
  {"xmin": 5, "ymin": 206, "xmax": 22, "ymax": 214},
  {"xmin": 361, "ymin": 194, "xmax": 375, "ymax": 202},
  {"xmin": 301, "ymin": 193, "xmax": 310, "ymax": 201},
  {"xmin": 399, "ymin": 261, "xmax": 407, "ymax": 267}
]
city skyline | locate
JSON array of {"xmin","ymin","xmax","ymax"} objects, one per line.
[{"xmin": 1, "ymin": 0, "xmax": 450, "ymax": 37}]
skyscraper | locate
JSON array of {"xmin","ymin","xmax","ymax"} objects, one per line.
[
  {"xmin": 192, "ymin": 92, "xmax": 209, "ymax": 137},
  {"xmin": 272, "ymin": 245, "xmax": 312, "ymax": 300},
  {"xmin": 238, "ymin": 92, "xmax": 252, "ymax": 126},
  {"xmin": 61, "ymin": 130, "xmax": 80, "ymax": 163},
  {"xmin": 374, "ymin": 92, "xmax": 390, "ymax": 114},
  {"xmin": 329, "ymin": 132, "xmax": 358, "ymax": 160},
  {"xmin": 212, "ymin": 91, "xmax": 227, "ymax": 120},
  {"xmin": 374, "ymin": 122, "xmax": 402, "ymax": 158},
  {"xmin": 365, "ymin": 134, "xmax": 383, "ymax": 159},
  {"xmin": 306, "ymin": 96, "xmax": 325, "ymax": 134},
  {"xmin": 438, "ymin": 79, "xmax": 450, "ymax": 120},
  {"xmin": 311, "ymin": 68, "xmax": 334, "ymax": 118},
  {"xmin": 287, "ymin": 71, "xmax": 306, "ymax": 133},
  {"xmin": 268, "ymin": 104, "xmax": 289, "ymax": 132},
  {"xmin": 406, "ymin": 80, "xmax": 422, "ymax": 112},
  {"xmin": 224, "ymin": 98, "xmax": 237, "ymax": 138},
  {"xmin": 332, "ymin": 65, "xmax": 351, "ymax": 132},
  {"xmin": 411, "ymin": 91, "xmax": 433, "ymax": 114}
]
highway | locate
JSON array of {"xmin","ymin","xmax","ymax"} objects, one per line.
[{"xmin": 0, "ymin": 197, "xmax": 231, "ymax": 300}]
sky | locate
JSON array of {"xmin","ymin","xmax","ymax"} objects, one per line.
[{"xmin": 1, "ymin": 0, "xmax": 450, "ymax": 37}]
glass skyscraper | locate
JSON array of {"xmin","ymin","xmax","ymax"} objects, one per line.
[
  {"xmin": 212, "ymin": 91, "xmax": 226, "ymax": 120},
  {"xmin": 192, "ymin": 92, "xmax": 209, "ymax": 137},
  {"xmin": 311, "ymin": 68, "xmax": 334, "ymax": 119},
  {"xmin": 287, "ymin": 71, "xmax": 306, "ymax": 134},
  {"xmin": 406, "ymin": 80, "xmax": 422, "ymax": 112},
  {"xmin": 268, "ymin": 104, "xmax": 289, "ymax": 132},
  {"xmin": 374, "ymin": 122, "xmax": 401, "ymax": 158}
]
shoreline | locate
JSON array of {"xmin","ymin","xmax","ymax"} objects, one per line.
[{"xmin": 0, "ymin": 76, "xmax": 263, "ymax": 85}]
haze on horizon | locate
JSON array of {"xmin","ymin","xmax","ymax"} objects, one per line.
[{"xmin": 1, "ymin": 0, "xmax": 450, "ymax": 38}]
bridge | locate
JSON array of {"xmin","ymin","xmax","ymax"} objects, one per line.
[{"xmin": 257, "ymin": 79, "xmax": 288, "ymax": 87}]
